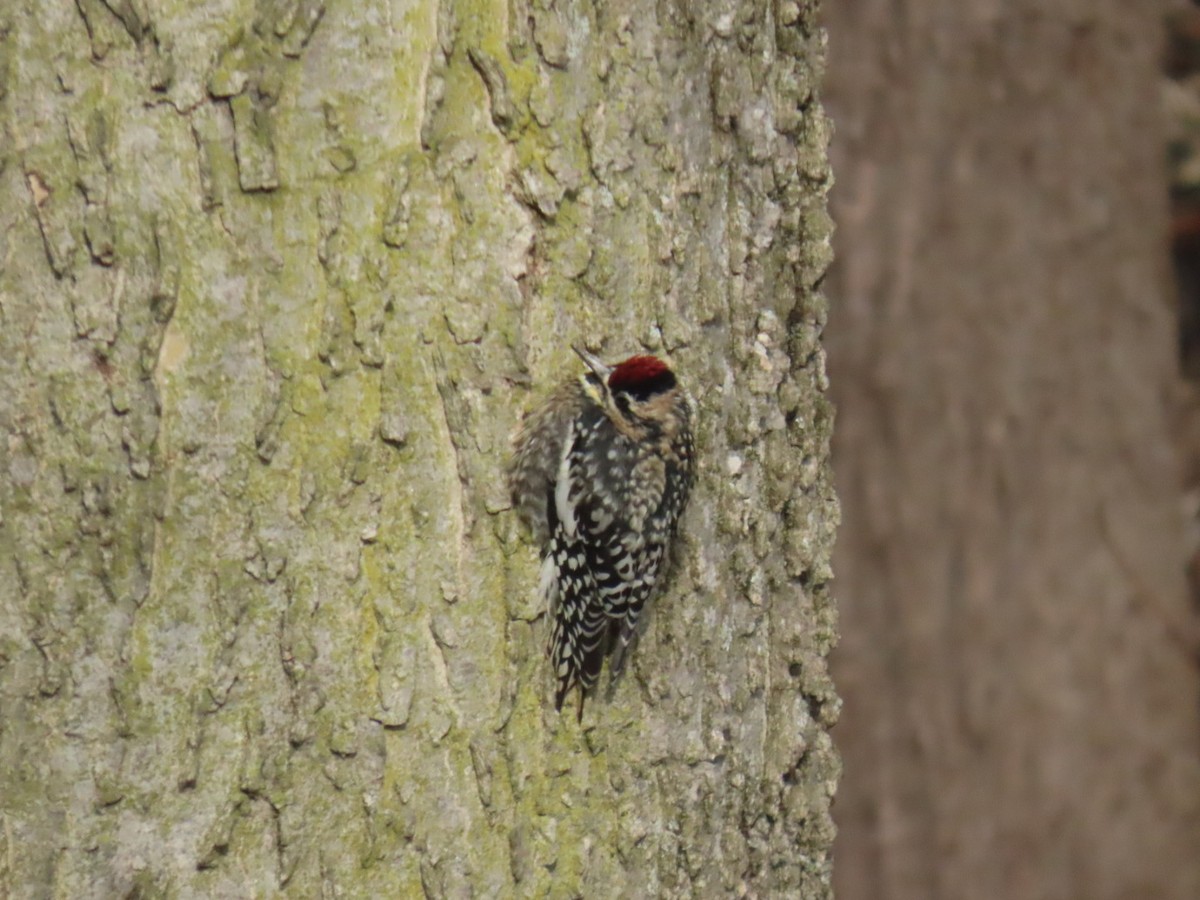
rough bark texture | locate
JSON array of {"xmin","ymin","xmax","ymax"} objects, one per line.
[
  {"xmin": 825, "ymin": 3, "xmax": 1200, "ymax": 898},
  {"xmin": 0, "ymin": 0, "xmax": 837, "ymax": 896}
]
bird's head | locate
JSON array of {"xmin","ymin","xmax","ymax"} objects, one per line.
[{"xmin": 574, "ymin": 346, "xmax": 682, "ymax": 433}]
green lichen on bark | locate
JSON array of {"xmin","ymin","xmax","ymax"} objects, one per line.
[{"xmin": 0, "ymin": 0, "xmax": 837, "ymax": 896}]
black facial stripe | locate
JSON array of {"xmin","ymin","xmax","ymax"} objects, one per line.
[{"xmin": 615, "ymin": 369, "xmax": 676, "ymax": 401}]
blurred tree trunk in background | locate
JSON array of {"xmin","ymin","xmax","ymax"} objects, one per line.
[
  {"xmin": 0, "ymin": 0, "xmax": 839, "ymax": 896},
  {"xmin": 825, "ymin": 2, "xmax": 1200, "ymax": 898}
]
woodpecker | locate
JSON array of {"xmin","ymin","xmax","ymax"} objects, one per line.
[{"xmin": 508, "ymin": 346, "xmax": 694, "ymax": 720}]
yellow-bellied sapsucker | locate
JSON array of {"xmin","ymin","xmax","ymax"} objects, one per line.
[{"xmin": 507, "ymin": 347, "xmax": 694, "ymax": 719}]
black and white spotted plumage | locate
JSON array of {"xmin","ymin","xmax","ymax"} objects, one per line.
[{"xmin": 508, "ymin": 348, "xmax": 694, "ymax": 719}]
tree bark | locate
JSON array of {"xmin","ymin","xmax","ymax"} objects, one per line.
[
  {"xmin": 825, "ymin": 3, "xmax": 1200, "ymax": 898},
  {"xmin": 0, "ymin": 1, "xmax": 837, "ymax": 896}
]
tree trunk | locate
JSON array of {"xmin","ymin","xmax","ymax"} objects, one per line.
[
  {"xmin": 0, "ymin": 1, "xmax": 838, "ymax": 896},
  {"xmin": 825, "ymin": 3, "xmax": 1200, "ymax": 898}
]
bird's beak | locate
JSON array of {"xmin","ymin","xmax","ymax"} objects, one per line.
[{"xmin": 572, "ymin": 345, "xmax": 612, "ymax": 381}]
